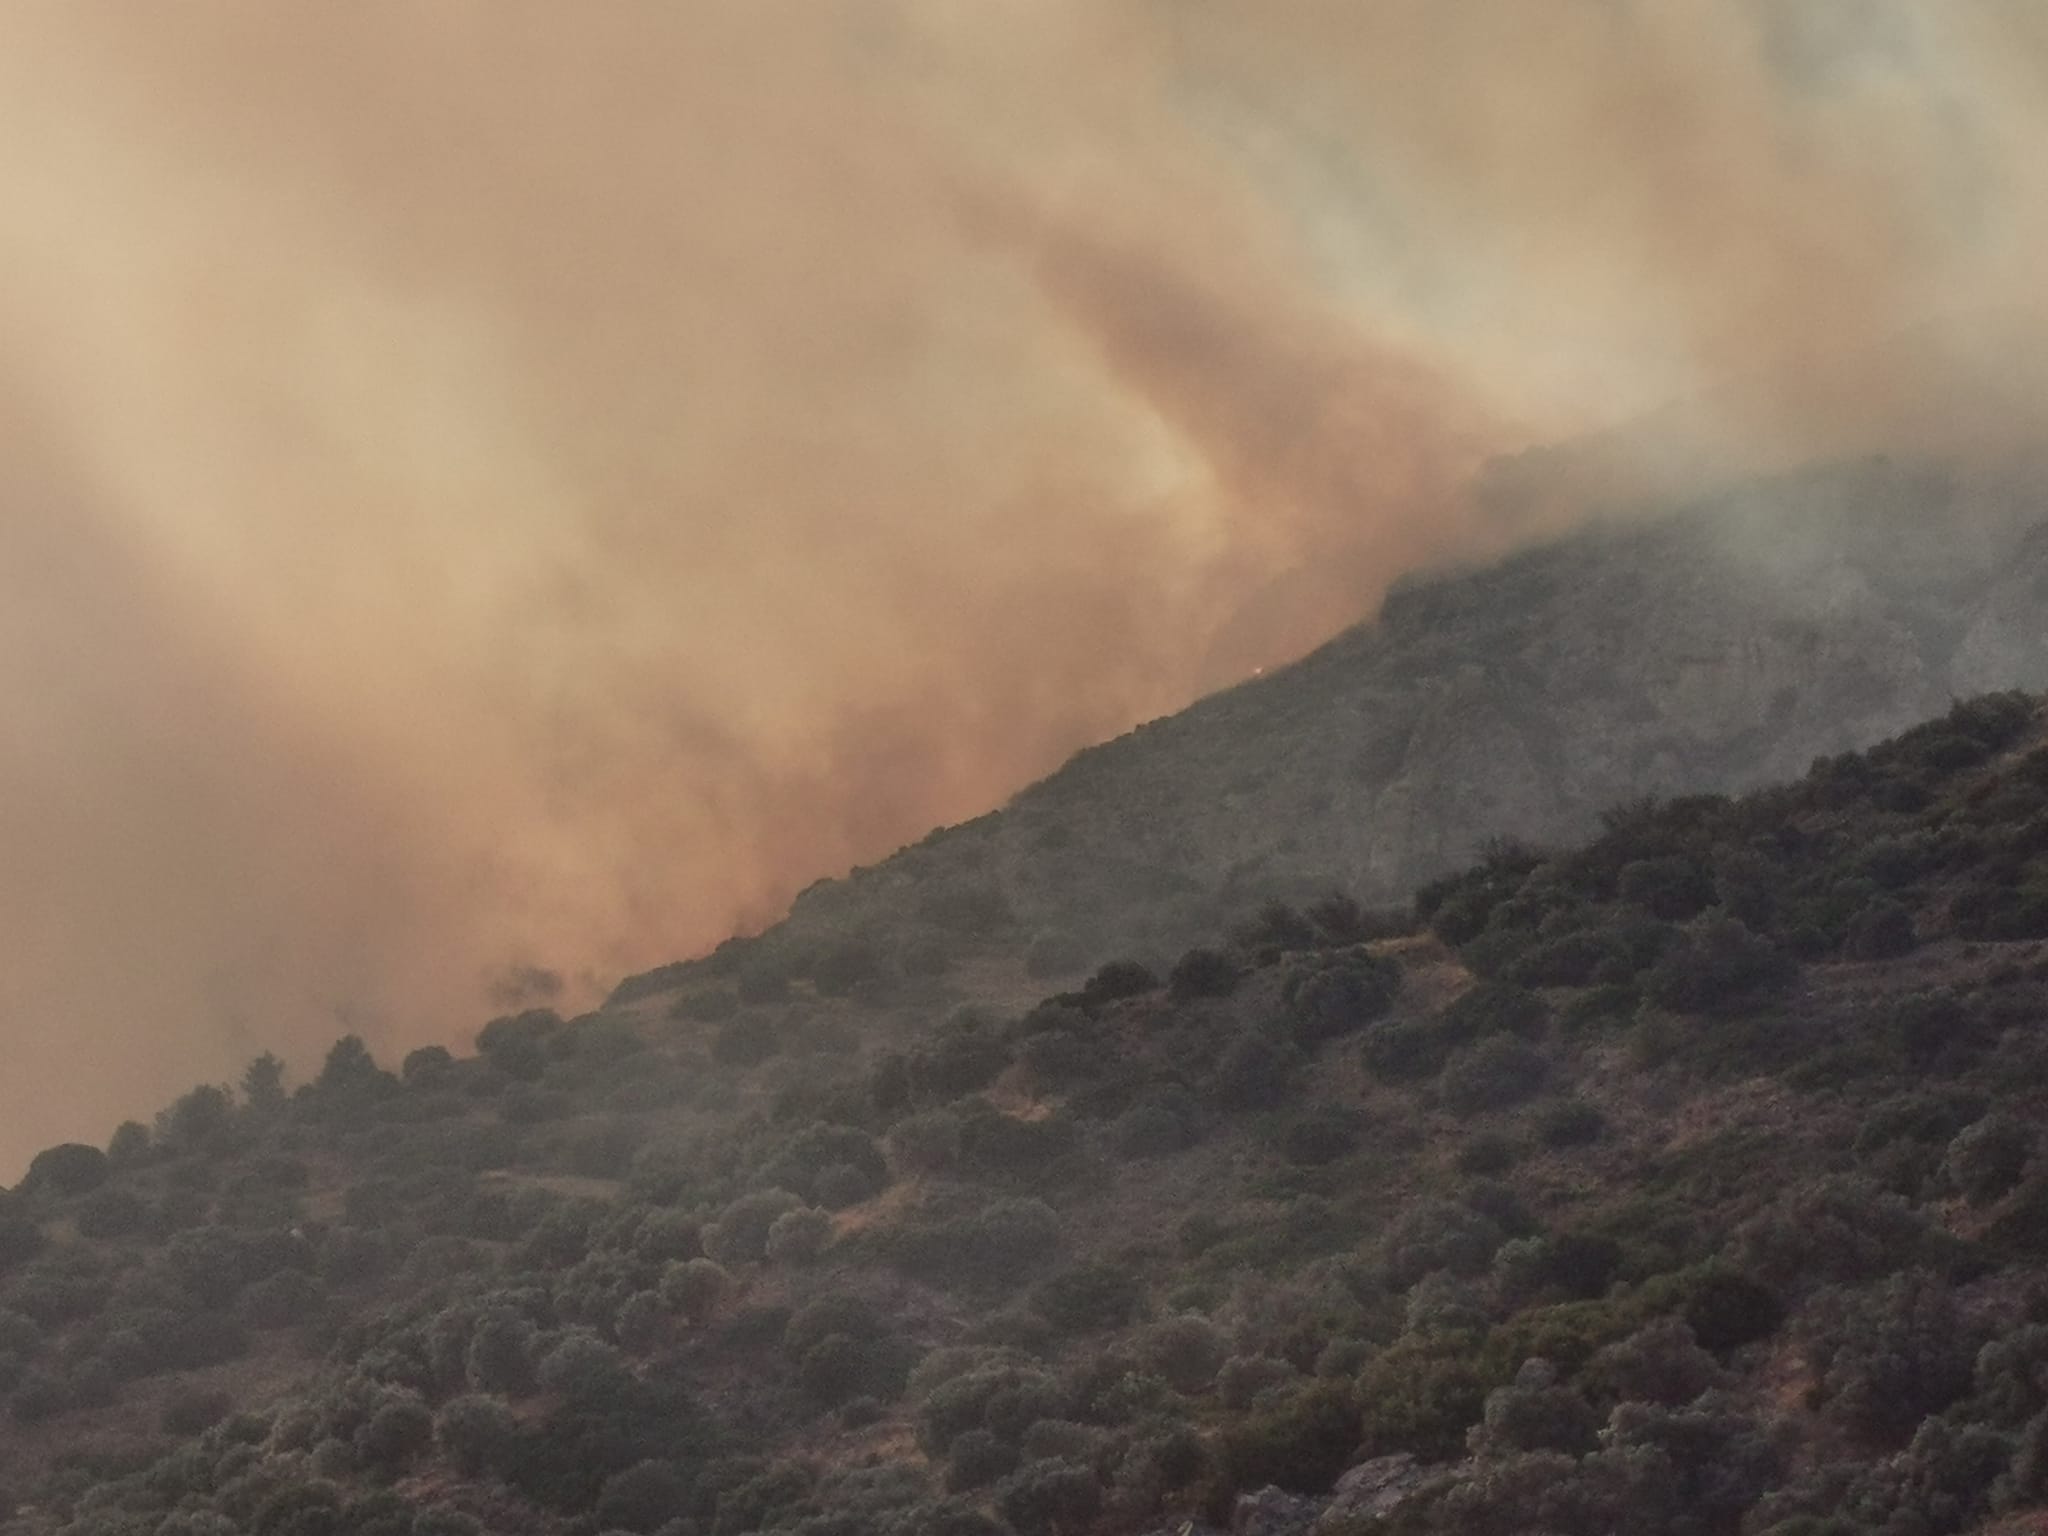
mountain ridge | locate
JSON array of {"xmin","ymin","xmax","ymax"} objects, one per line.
[{"xmin": 619, "ymin": 454, "xmax": 2048, "ymax": 1007}]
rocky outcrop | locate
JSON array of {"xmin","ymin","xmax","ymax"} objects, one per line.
[{"xmin": 1226, "ymin": 1455, "xmax": 1434, "ymax": 1536}]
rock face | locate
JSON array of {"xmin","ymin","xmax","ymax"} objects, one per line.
[
  {"xmin": 1227, "ymin": 1456, "xmax": 1432, "ymax": 1536},
  {"xmin": 626, "ymin": 456, "xmax": 2048, "ymax": 986},
  {"xmin": 1312, "ymin": 1456, "xmax": 1432, "ymax": 1530},
  {"xmin": 1232, "ymin": 1487, "xmax": 1322, "ymax": 1536}
]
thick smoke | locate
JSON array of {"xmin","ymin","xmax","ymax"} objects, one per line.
[{"xmin": 0, "ymin": 1, "xmax": 2041, "ymax": 1169}]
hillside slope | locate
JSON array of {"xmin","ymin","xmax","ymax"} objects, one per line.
[
  {"xmin": 9, "ymin": 694, "xmax": 2048, "ymax": 1535},
  {"xmin": 703, "ymin": 457, "xmax": 2048, "ymax": 994}
]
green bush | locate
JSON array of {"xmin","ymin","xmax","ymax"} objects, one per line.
[
  {"xmin": 595, "ymin": 1459, "xmax": 690, "ymax": 1533},
  {"xmin": 765, "ymin": 1208, "xmax": 834, "ymax": 1265},
  {"xmin": 1440, "ymin": 1036, "xmax": 1548, "ymax": 1113},
  {"xmin": 946, "ymin": 1428, "xmax": 1017, "ymax": 1492},
  {"xmin": 1284, "ymin": 952, "xmax": 1401, "ymax": 1046},
  {"xmin": 1440, "ymin": 983, "xmax": 1550, "ymax": 1044},
  {"xmin": 703, "ymin": 1190, "xmax": 806, "ymax": 1266},
  {"xmin": 1112, "ymin": 1088, "xmax": 1203, "ymax": 1158},
  {"xmin": 1274, "ymin": 1106, "xmax": 1364, "ymax": 1167},
  {"xmin": 814, "ymin": 941, "xmax": 885, "ymax": 998},
  {"xmin": 1032, "ymin": 1262, "xmax": 1143, "ymax": 1333},
  {"xmin": 1536, "ymin": 1100, "xmax": 1608, "ymax": 1149},
  {"xmin": 1360, "ymin": 1019, "xmax": 1449, "ymax": 1083},
  {"xmin": 1493, "ymin": 1232, "xmax": 1623, "ymax": 1305},
  {"xmin": 1842, "ymin": 898, "xmax": 1918, "ymax": 960},
  {"xmin": 661, "ymin": 1258, "xmax": 732, "ymax": 1325},
  {"xmin": 160, "ymin": 1385, "xmax": 234, "ymax": 1436},
  {"xmin": 465, "ymin": 1307, "xmax": 537, "ymax": 1395},
  {"xmin": 1168, "ymin": 948, "xmax": 1240, "ymax": 1002},
  {"xmin": 1217, "ymin": 1381, "xmax": 1361, "ymax": 1495},
  {"xmin": 711, "ymin": 1016, "xmax": 782, "ymax": 1068},
  {"xmin": 1736, "ymin": 1178, "xmax": 1938, "ymax": 1293},
  {"xmin": 1080, "ymin": 960, "xmax": 1160, "ymax": 1005},
  {"xmin": 23, "ymin": 1144, "xmax": 109, "ymax": 1198},
  {"xmin": 1456, "ymin": 1133, "xmax": 1519, "ymax": 1176},
  {"xmin": 1617, "ymin": 857, "xmax": 1714, "ymax": 921},
  {"xmin": 1139, "ymin": 1314, "xmax": 1227, "ymax": 1394},
  {"xmin": 1801, "ymin": 1271, "xmax": 1973, "ymax": 1444},
  {"xmin": 1207, "ymin": 1033, "xmax": 1303, "ymax": 1111},
  {"xmin": 1945, "ymin": 1115, "xmax": 2034, "ymax": 1206},
  {"xmin": 1584, "ymin": 1318, "xmax": 1723, "ymax": 1408},
  {"xmin": 1468, "ymin": 1359, "xmax": 1599, "ymax": 1458},
  {"xmin": 1382, "ymin": 1200, "xmax": 1506, "ymax": 1289},
  {"xmin": 994, "ymin": 1458, "xmax": 1102, "ymax": 1536},
  {"xmin": 675, "ymin": 989, "xmax": 741, "ymax": 1024},
  {"xmin": 1643, "ymin": 916, "xmax": 1796, "ymax": 1013},
  {"xmin": 353, "ymin": 1394, "xmax": 433, "ymax": 1473},
  {"xmin": 1216, "ymin": 1353, "xmax": 1296, "ymax": 1411}
]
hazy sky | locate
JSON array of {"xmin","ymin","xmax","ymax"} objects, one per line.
[{"xmin": 1, "ymin": 1, "xmax": 2043, "ymax": 1170}]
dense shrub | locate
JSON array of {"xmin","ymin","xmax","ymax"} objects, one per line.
[
  {"xmin": 674, "ymin": 988, "xmax": 741, "ymax": 1024},
  {"xmin": 1493, "ymin": 1232, "xmax": 1623, "ymax": 1305},
  {"xmin": 1274, "ymin": 1106, "xmax": 1364, "ymax": 1167},
  {"xmin": 1676, "ymin": 1267, "xmax": 1787, "ymax": 1353},
  {"xmin": 596, "ymin": 1459, "xmax": 690, "ymax": 1533},
  {"xmin": 661, "ymin": 1257, "xmax": 732, "ymax": 1325},
  {"xmin": 401, "ymin": 1044, "xmax": 456, "ymax": 1085},
  {"xmin": 1801, "ymin": 1271, "xmax": 1974, "ymax": 1444},
  {"xmin": 160, "ymin": 1385, "xmax": 234, "ymax": 1435},
  {"xmin": 1208, "ymin": 1033, "xmax": 1302, "ymax": 1111},
  {"xmin": 1612, "ymin": 854, "xmax": 1713, "ymax": 920},
  {"xmin": 24, "ymin": 1143, "xmax": 109, "ymax": 1197},
  {"xmin": 1585, "ymin": 1318, "xmax": 1723, "ymax": 1407},
  {"xmin": 1284, "ymin": 952, "xmax": 1401, "ymax": 1046},
  {"xmin": 1216, "ymin": 1354, "xmax": 1296, "ymax": 1411},
  {"xmin": 465, "ymin": 1309, "xmax": 538, "ymax": 1395},
  {"xmin": 353, "ymin": 1394, "xmax": 434, "ymax": 1473},
  {"xmin": 814, "ymin": 941, "xmax": 885, "ymax": 998},
  {"xmin": 994, "ymin": 1458, "xmax": 1102, "ymax": 1536},
  {"xmin": 1536, "ymin": 1100, "xmax": 1607, "ymax": 1149},
  {"xmin": 1112, "ymin": 1088, "xmax": 1202, "ymax": 1158},
  {"xmin": 1081, "ymin": 961, "xmax": 1160, "ymax": 1005},
  {"xmin": 703, "ymin": 1190, "xmax": 807, "ymax": 1266},
  {"xmin": 1468, "ymin": 1359, "xmax": 1599, "ymax": 1458},
  {"xmin": 1441, "ymin": 983, "xmax": 1550, "ymax": 1044},
  {"xmin": 1139, "ymin": 1314, "xmax": 1227, "ymax": 1394},
  {"xmin": 1360, "ymin": 1019, "xmax": 1449, "ymax": 1083},
  {"xmin": 765, "ymin": 1207, "xmax": 834, "ymax": 1266},
  {"xmin": 711, "ymin": 1016, "xmax": 781, "ymax": 1068},
  {"xmin": 761, "ymin": 1123, "xmax": 888, "ymax": 1207},
  {"xmin": 1167, "ymin": 948, "xmax": 1240, "ymax": 1002},
  {"xmin": 1843, "ymin": 897, "xmax": 1918, "ymax": 960},
  {"xmin": 1217, "ymin": 1380, "xmax": 1362, "ymax": 1494},
  {"xmin": 1383, "ymin": 1201, "xmax": 1506, "ymax": 1289},
  {"xmin": 1734, "ymin": 1178, "xmax": 1935, "ymax": 1291},
  {"xmin": 1945, "ymin": 1115, "xmax": 2034, "ymax": 1205},
  {"xmin": 1643, "ymin": 915, "xmax": 1795, "ymax": 1013},
  {"xmin": 1033, "ymin": 1262, "xmax": 1143, "ymax": 1333},
  {"xmin": 1456, "ymin": 1133, "xmax": 1519, "ymax": 1177},
  {"xmin": 74, "ymin": 1186, "xmax": 150, "ymax": 1240},
  {"xmin": 1439, "ymin": 1036, "xmax": 1548, "ymax": 1113},
  {"xmin": 1354, "ymin": 1335, "xmax": 1490, "ymax": 1460},
  {"xmin": 908, "ymin": 1021, "xmax": 1011, "ymax": 1100}
]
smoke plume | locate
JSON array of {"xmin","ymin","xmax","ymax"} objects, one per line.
[{"xmin": 0, "ymin": 0, "xmax": 2042, "ymax": 1168}]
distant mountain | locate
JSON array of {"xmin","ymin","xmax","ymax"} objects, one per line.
[{"xmin": 642, "ymin": 455, "xmax": 2048, "ymax": 1001}]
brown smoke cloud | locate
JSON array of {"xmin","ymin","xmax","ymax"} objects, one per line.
[{"xmin": 0, "ymin": 0, "xmax": 2042, "ymax": 1170}]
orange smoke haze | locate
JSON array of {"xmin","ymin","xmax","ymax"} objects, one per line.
[{"xmin": 0, "ymin": 1, "xmax": 2043, "ymax": 1169}]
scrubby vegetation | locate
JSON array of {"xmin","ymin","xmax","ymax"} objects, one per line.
[{"xmin": 6, "ymin": 695, "xmax": 2048, "ymax": 1535}]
